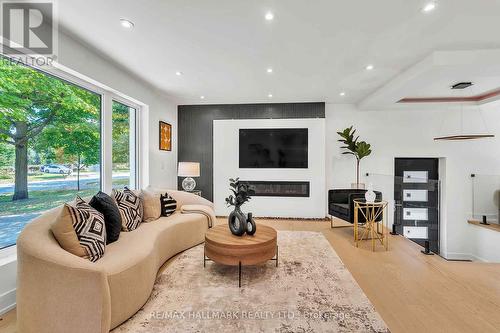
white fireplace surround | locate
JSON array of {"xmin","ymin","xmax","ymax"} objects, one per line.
[{"xmin": 213, "ymin": 118, "xmax": 326, "ymax": 218}]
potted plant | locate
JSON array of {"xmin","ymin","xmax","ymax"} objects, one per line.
[
  {"xmin": 337, "ymin": 126, "xmax": 372, "ymax": 189},
  {"xmin": 225, "ymin": 178, "xmax": 256, "ymax": 236}
]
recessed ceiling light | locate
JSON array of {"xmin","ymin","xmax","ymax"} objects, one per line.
[
  {"xmin": 175, "ymin": 71, "xmax": 183, "ymax": 76},
  {"xmin": 200, "ymin": 96, "xmax": 205, "ymax": 99},
  {"xmin": 422, "ymin": 2, "xmax": 437, "ymax": 12},
  {"xmin": 268, "ymin": 93, "xmax": 273, "ymax": 98},
  {"xmin": 265, "ymin": 12, "xmax": 274, "ymax": 21},
  {"xmin": 267, "ymin": 68, "xmax": 273, "ymax": 73},
  {"xmin": 120, "ymin": 19, "xmax": 134, "ymax": 29},
  {"xmin": 340, "ymin": 92, "xmax": 346, "ymax": 97},
  {"xmin": 365, "ymin": 64, "xmax": 374, "ymax": 71}
]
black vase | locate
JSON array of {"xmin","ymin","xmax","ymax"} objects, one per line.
[
  {"xmin": 228, "ymin": 206, "xmax": 246, "ymax": 236},
  {"xmin": 246, "ymin": 213, "xmax": 256, "ymax": 235}
]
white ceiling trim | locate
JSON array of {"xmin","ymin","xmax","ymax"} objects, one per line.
[{"xmin": 359, "ymin": 49, "xmax": 500, "ymax": 110}]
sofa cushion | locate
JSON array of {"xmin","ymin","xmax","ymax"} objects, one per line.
[
  {"xmin": 89, "ymin": 191, "xmax": 122, "ymax": 244},
  {"xmin": 160, "ymin": 192, "xmax": 177, "ymax": 217},
  {"xmin": 140, "ymin": 189, "xmax": 161, "ymax": 222},
  {"xmin": 51, "ymin": 196, "xmax": 106, "ymax": 262},
  {"xmin": 148, "ymin": 187, "xmax": 214, "ymax": 209},
  {"xmin": 94, "ymin": 212, "xmax": 208, "ymax": 328},
  {"xmin": 113, "ymin": 187, "xmax": 143, "ymax": 231}
]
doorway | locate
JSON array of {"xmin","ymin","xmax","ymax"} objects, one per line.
[{"xmin": 394, "ymin": 158, "xmax": 440, "ymax": 254}]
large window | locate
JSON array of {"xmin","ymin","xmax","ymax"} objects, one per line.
[
  {"xmin": 0, "ymin": 57, "xmax": 102, "ymax": 249},
  {"xmin": 112, "ymin": 101, "xmax": 137, "ymax": 189}
]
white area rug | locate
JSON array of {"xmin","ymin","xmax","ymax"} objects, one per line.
[{"xmin": 114, "ymin": 231, "xmax": 389, "ymax": 332}]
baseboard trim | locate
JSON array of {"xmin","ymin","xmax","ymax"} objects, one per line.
[
  {"xmin": 0, "ymin": 288, "xmax": 16, "ymax": 315},
  {"xmin": 445, "ymin": 252, "xmax": 488, "ymax": 262}
]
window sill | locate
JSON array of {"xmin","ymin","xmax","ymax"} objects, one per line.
[
  {"xmin": 0, "ymin": 246, "xmax": 17, "ymax": 266},
  {"xmin": 468, "ymin": 220, "xmax": 500, "ymax": 233}
]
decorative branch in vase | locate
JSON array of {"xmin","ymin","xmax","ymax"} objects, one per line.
[
  {"xmin": 225, "ymin": 178, "xmax": 256, "ymax": 236},
  {"xmin": 337, "ymin": 126, "xmax": 372, "ymax": 189}
]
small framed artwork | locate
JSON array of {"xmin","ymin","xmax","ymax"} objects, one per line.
[{"xmin": 159, "ymin": 121, "xmax": 172, "ymax": 151}]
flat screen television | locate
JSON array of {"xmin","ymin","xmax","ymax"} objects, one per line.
[{"xmin": 239, "ymin": 128, "xmax": 308, "ymax": 168}]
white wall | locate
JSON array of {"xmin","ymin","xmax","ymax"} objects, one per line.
[
  {"xmin": 326, "ymin": 103, "xmax": 500, "ymax": 262},
  {"xmin": 214, "ymin": 119, "xmax": 326, "ymax": 218},
  {"xmin": 57, "ymin": 32, "xmax": 178, "ymax": 189}
]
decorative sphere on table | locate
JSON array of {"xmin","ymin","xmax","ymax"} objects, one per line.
[
  {"xmin": 182, "ymin": 177, "xmax": 196, "ymax": 192},
  {"xmin": 365, "ymin": 183, "xmax": 376, "ymax": 203}
]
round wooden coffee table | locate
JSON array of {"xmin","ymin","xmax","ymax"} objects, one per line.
[{"xmin": 204, "ymin": 224, "xmax": 278, "ymax": 287}]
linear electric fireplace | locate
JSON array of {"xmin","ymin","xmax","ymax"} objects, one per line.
[{"xmin": 243, "ymin": 181, "xmax": 310, "ymax": 197}]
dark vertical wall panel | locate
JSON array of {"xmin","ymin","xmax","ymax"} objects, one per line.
[{"xmin": 177, "ymin": 102, "xmax": 325, "ymax": 201}]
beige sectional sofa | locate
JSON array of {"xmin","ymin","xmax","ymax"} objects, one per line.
[{"xmin": 16, "ymin": 189, "xmax": 215, "ymax": 333}]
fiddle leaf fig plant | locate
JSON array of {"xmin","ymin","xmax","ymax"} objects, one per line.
[
  {"xmin": 225, "ymin": 177, "xmax": 254, "ymax": 208},
  {"xmin": 337, "ymin": 126, "xmax": 372, "ymax": 188}
]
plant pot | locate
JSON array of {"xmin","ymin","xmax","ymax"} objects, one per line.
[{"xmin": 228, "ymin": 206, "xmax": 246, "ymax": 236}]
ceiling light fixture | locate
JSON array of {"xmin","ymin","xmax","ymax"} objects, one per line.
[
  {"xmin": 175, "ymin": 71, "xmax": 183, "ymax": 76},
  {"xmin": 267, "ymin": 68, "xmax": 273, "ymax": 73},
  {"xmin": 434, "ymin": 84, "xmax": 494, "ymax": 141},
  {"xmin": 340, "ymin": 92, "xmax": 346, "ymax": 97},
  {"xmin": 268, "ymin": 93, "xmax": 273, "ymax": 98},
  {"xmin": 265, "ymin": 12, "xmax": 274, "ymax": 21},
  {"xmin": 200, "ymin": 96, "xmax": 205, "ymax": 99},
  {"xmin": 365, "ymin": 64, "xmax": 374, "ymax": 71},
  {"xmin": 422, "ymin": 2, "xmax": 437, "ymax": 13},
  {"xmin": 120, "ymin": 19, "xmax": 135, "ymax": 29}
]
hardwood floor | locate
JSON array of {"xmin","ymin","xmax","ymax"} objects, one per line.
[
  {"xmin": 0, "ymin": 308, "xmax": 15, "ymax": 333},
  {"xmin": 2, "ymin": 217, "xmax": 500, "ymax": 333}
]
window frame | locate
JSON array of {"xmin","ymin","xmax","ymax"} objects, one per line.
[
  {"xmin": 0, "ymin": 53, "xmax": 146, "ymax": 252},
  {"xmin": 111, "ymin": 99, "xmax": 140, "ymax": 190}
]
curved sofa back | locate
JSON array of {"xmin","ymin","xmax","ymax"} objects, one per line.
[
  {"xmin": 16, "ymin": 190, "xmax": 214, "ymax": 333},
  {"xmin": 17, "ymin": 205, "xmax": 111, "ymax": 333}
]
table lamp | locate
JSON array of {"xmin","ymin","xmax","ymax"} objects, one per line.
[{"xmin": 178, "ymin": 162, "xmax": 200, "ymax": 192}]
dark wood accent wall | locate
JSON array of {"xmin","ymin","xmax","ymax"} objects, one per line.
[{"xmin": 177, "ymin": 102, "xmax": 325, "ymax": 201}]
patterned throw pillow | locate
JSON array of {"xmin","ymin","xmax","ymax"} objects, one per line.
[
  {"xmin": 113, "ymin": 187, "xmax": 143, "ymax": 231},
  {"xmin": 160, "ymin": 193, "xmax": 177, "ymax": 217},
  {"xmin": 51, "ymin": 196, "xmax": 106, "ymax": 262}
]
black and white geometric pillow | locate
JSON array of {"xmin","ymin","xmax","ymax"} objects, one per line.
[
  {"xmin": 160, "ymin": 193, "xmax": 177, "ymax": 217},
  {"xmin": 113, "ymin": 187, "xmax": 143, "ymax": 231},
  {"xmin": 69, "ymin": 197, "xmax": 106, "ymax": 262}
]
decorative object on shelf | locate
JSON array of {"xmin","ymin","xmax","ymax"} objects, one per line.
[
  {"xmin": 159, "ymin": 121, "xmax": 172, "ymax": 151},
  {"xmin": 364, "ymin": 183, "xmax": 376, "ymax": 203},
  {"xmin": 225, "ymin": 177, "xmax": 255, "ymax": 236},
  {"xmin": 178, "ymin": 162, "xmax": 200, "ymax": 192},
  {"xmin": 246, "ymin": 212, "xmax": 257, "ymax": 235},
  {"xmin": 434, "ymin": 84, "xmax": 494, "ymax": 141},
  {"xmin": 480, "ymin": 215, "xmax": 490, "ymax": 226},
  {"xmin": 337, "ymin": 126, "xmax": 372, "ymax": 189}
]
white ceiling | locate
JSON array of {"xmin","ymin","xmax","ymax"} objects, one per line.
[
  {"xmin": 360, "ymin": 49, "xmax": 500, "ymax": 110},
  {"xmin": 57, "ymin": 0, "xmax": 500, "ymax": 106}
]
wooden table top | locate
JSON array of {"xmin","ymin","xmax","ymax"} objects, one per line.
[
  {"xmin": 205, "ymin": 224, "xmax": 277, "ymax": 248},
  {"xmin": 205, "ymin": 224, "xmax": 278, "ymax": 266}
]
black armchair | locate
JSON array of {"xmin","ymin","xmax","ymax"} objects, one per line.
[{"xmin": 328, "ymin": 189, "xmax": 382, "ymax": 227}]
